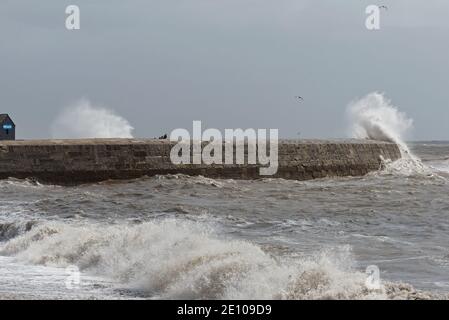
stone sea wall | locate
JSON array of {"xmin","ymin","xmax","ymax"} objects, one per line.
[{"xmin": 0, "ymin": 139, "xmax": 401, "ymax": 184}]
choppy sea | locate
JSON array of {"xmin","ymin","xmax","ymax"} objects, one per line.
[{"xmin": 1, "ymin": 142, "xmax": 449, "ymax": 300}]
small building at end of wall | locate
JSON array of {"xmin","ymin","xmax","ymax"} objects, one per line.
[{"xmin": 0, "ymin": 114, "xmax": 15, "ymax": 140}]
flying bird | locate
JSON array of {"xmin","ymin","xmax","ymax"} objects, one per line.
[
  {"xmin": 295, "ymin": 96, "xmax": 304, "ymax": 102},
  {"xmin": 379, "ymin": 5, "xmax": 388, "ymax": 10}
]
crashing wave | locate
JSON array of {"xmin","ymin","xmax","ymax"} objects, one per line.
[
  {"xmin": 347, "ymin": 92, "xmax": 438, "ymax": 177},
  {"xmin": 0, "ymin": 218, "xmax": 445, "ymax": 300},
  {"xmin": 51, "ymin": 99, "xmax": 134, "ymax": 139}
]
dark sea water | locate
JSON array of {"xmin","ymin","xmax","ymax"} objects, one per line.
[{"xmin": 1, "ymin": 142, "xmax": 449, "ymax": 299}]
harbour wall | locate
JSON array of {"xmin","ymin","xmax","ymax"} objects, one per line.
[{"xmin": 0, "ymin": 139, "xmax": 401, "ymax": 184}]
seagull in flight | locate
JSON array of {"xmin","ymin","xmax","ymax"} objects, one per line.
[
  {"xmin": 379, "ymin": 5, "xmax": 388, "ymax": 10},
  {"xmin": 295, "ymin": 96, "xmax": 304, "ymax": 102}
]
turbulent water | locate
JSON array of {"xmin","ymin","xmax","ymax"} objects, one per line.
[
  {"xmin": 1, "ymin": 93, "xmax": 448, "ymax": 300},
  {"xmin": 0, "ymin": 142, "xmax": 449, "ymax": 300}
]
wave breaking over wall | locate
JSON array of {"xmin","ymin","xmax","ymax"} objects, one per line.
[
  {"xmin": 348, "ymin": 92, "xmax": 413, "ymax": 147},
  {"xmin": 51, "ymin": 99, "xmax": 134, "ymax": 139},
  {"xmin": 347, "ymin": 92, "xmax": 429, "ymax": 176}
]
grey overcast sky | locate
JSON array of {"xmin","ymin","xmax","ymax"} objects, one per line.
[{"xmin": 0, "ymin": 0, "xmax": 448, "ymax": 140}]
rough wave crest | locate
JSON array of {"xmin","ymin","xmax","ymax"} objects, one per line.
[{"xmin": 0, "ymin": 219, "xmax": 443, "ymax": 299}]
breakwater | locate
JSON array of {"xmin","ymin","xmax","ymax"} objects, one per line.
[{"xmin": 0, "ymin": 139, "xmax": 401, "ymax": 184}]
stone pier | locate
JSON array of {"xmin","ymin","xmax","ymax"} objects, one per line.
[{"xmin": 0, "ymin": 139, "xmax": 401, "ymax": 184}]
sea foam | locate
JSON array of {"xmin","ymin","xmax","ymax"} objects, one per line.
[{"xmin": 0, "ymin": 218, "xmax": 442, "ymax": 299}]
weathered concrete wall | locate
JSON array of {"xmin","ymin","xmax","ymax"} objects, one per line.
[{"xmin": 0, "ymin": 139, "xmax": 401, "ymax": 184}]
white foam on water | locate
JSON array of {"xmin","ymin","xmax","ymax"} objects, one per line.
[
  {"xmin": 0, "ymin": 256, "xmax": 120, "ymax": 300},
  {"xmin": 0, "ymin": 178, "xmax": 47, "ymax": 190},
  {"xmin": 427, "ymin": 160, "xmax": 449, "ymax": 174},
  {"xmin": 51, "ymin": 99, "xmax": 134, "ymax": 139},
  {"xmin": 155, "ymin": 174, "xmax": 226, "ymax": 188},
  {"xmin": 0, "ymin": 218, "xmax": 441, "ymax": 299}
]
